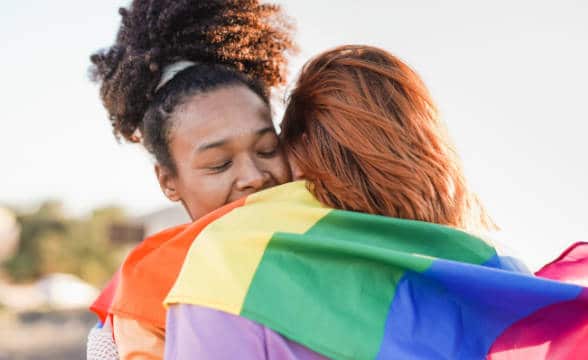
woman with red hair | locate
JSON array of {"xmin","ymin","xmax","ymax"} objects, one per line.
[
  {"xmin": 162, "ymin": 45, "xmax": 587, "ymax": 359},
  {"xmin": 281, "ymin": 45, "xmax": 494, "ymax": 232}
]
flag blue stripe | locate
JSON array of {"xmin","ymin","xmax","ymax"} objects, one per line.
[{"xmin": 376, "ymin": 258, "xmax": 582, "ymax": 359}]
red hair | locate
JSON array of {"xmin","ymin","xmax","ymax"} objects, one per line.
[{"xmin": 281, "ymin": 45, "xmax": 495, "ymax": 232}]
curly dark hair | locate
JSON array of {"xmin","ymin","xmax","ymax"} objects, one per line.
[{"xmin": 90, "ymin": 0, "xmax": 295, "ymax": 173}]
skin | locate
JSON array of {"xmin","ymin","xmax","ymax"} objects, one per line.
[
  {"xmin": 287, "ymin": 152, "xmax": 305, "ymax": 181},
  {"xmin": 156, "ymin": 85, "xmax": 291, "ymax": 220}
]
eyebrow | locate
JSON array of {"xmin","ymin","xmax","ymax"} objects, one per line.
[{"xmin": 196, "ymin": 126, "xmax": 276, "ymax": 152}]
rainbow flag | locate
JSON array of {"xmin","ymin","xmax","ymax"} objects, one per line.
[
  {"xmin": 166, "ymin": 181, "xmax": 588, "ymax": 359},
  {"xmin": 90, "ymin": 198, "xmax": 246, "ymax": 330}
]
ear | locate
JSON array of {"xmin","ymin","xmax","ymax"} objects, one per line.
[
  {"xmin": 287, "ymin": 141, "xmax": 306, "ymax": 181},
  {"xmin": 155, "ymin": 164, "xmax": 181, "ymax": 202},
  {"xmin": 287, "ymin": 152, "xmax": 305, "ymax": 180},
  {"xmin": 301, "ymin": 132, "xmax": 310, "ymax": 145}
]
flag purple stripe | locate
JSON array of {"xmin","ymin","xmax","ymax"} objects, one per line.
[{"xmin": 165, "ymin": 304, "xmax": 328, "ymax": 360}]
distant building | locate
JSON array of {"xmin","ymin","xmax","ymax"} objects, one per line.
[
  {"xmin": 137, "ymin": 205, "xmax": 191, "ymax": 236},
  {"xmin": 109, "ymin": 205, "xmax": 190, "ymax": 244}
]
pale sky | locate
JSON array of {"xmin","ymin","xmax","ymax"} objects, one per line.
[{"xmin": 1, "ymin": 0, "xmax": 586, "ymax": 269}]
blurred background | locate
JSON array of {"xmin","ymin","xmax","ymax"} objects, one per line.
[{"xmin": 1, "ymin": 0, "xmax": 586, "ymax": 358}]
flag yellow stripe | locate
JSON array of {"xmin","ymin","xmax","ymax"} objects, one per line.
[{"xmin": 165, "ymin": 181, "xmax": 331, "ymax": 314}]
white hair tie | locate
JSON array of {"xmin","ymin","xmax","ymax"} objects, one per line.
[{"xmin": 155, "ymin": 60, "xmax": 196, "ymax": 92}]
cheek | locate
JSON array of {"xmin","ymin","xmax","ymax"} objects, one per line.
[
  {"xmin": 178, "ymin": 173, "xmax": 232, "ymax": 219},
  {"xmin": 285, "ymin": 151, "xmax": 304, "ymax": 180},
  {"xmin": 266, "ymin": 153, "xmax": 292, "ymax": 184},
  {"xmin": 289, "ymin": 160, "xmax": 305, "ymax": 180}
]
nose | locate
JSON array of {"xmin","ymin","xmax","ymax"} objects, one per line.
[{"xmin": 235, "ymin": 156, "xmax": 271, "ymax": 192}]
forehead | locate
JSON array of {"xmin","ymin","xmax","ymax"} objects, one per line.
[{"xmin": 171, "ymin": 85, "xmax": 273, "ymax": 144}]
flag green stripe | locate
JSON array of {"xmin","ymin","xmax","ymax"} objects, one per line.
[
  {"xmin": 242, "ymin": 232, "xmax": 405, "ymax": 359},
  {"xmin": 311, "ymin": 210, "xmax": 496, "ymax": 266},
  {"xmin": 241, "ymin": 210, "xmax": 496, "ymax": 359}
]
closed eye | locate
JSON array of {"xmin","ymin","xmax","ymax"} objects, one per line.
[
  {"xmin": 208, "ymin": 161, "xmax": 232, "ymax": 172},
  {"xmin": 258, "ymin": 147, "xmax": 278, "ymax": 158}
]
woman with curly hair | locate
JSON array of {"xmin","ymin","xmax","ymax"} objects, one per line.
[
  {"xmin": 86, "ymin": 0, "xmax": 295, "ymax": 358},
  {"xmin": 162, "ymin": 45, "xmax": 587, "ymax": 359}
]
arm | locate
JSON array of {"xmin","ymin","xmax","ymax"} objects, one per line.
[{"xmin": 113, "ymin": 315, "xmax": 165, "ymax": 360}]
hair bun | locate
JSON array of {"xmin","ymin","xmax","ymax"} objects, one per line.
[{"xmin": 90, "ymin": 0, "xmax": 296, "ymax": 142}]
